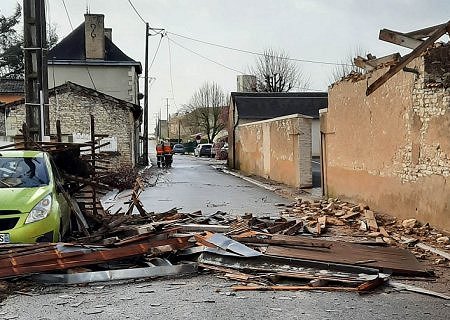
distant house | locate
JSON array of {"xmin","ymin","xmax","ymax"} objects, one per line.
[
  {"xmin": 229, "ymin": 92, "xmax": 328, "ymax": 158},
  {"xmin": 0, "ymin": 79, "xmax": 24, "ymax": 138},
  {"xmin": 0, "ymin": 78, "xmax": 24, "ymax": 104},
  {"xmin": 48, "ymin": 14, "xmax": 142, "ymax": 104},
  {"xmin": 3, "ymin": 82, "xmax": 142, "ymax": 168}
]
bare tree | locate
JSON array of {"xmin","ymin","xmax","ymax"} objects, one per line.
[
  {"xmin": 250, "ymin": 48, "xmax": 309, "ymax": 92},
  {"xmin": 329, "ymin": 46, "xmax": 367, "ymax": 84},
  {"xmin": 185, "ymin": 82, "xmax": 228, "ymax": 142}
]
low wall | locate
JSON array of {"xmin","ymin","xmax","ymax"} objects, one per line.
[
  {"xmin": 323, "ymin": 51, "xmax": 450, "ymax": 232},
  {"xmin": 235, "ymin": 114, "xmax": 312, "ymax": 188}
]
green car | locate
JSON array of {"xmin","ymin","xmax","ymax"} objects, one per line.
[{"xmin": 0, "ymin": 150, "xmax": 71, "ymax": 243}]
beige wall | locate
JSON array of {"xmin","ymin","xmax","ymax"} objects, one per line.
[
  {"xmin": 235, "ymin": 114, "xmax": 312, "ymax": 188},
  {"xmin": 323, "ymin": 54, "xmax": 450, "ymax": 232},
  {"xmin": 48, "ymin": 65, "xmax": 139, "ymax": 104}
]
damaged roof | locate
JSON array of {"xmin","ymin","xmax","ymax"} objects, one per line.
[
  {"xmin": 0, "ymin": 78, "xmax": 24, "ymax": 94},
  {"xmin": 48, "ymin": 23, "xmax": 142, "ymax": 73},
  {"xmin": 4, "ymin": 81, "xmax": 142, "ymax": 118},
  {"xmin": 231, "ymin": 92, "xmax": 328, "ymax": 120}
]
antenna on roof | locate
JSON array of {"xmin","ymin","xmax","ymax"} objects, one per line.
[{"xmin": 86, "ymin": 0, "xmax": 90, "ymax": 14}]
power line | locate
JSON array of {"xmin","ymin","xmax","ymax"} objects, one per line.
[
  {"xmin": 167, "ymin": 36, "xmax": 244, "ymax": 74},
  {"xmin": 168, "ymin": 31, "xmax": 353, "ymax": 67},
  {"xmin": 127, "ymin": 0, "xmax": 147, "ymax": 24},
  {"xmin": 166, "ymin": 36, "xmax": 175, "ymax": 103},
  {"xmin": 61, "ymin": 0, "xmax": 73, "ymax": 30},
  {"xmin": 149, "ymin": 34, "xmax": 163, "ymax": 72}
]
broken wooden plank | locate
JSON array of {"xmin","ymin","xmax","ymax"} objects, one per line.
[
  {"xmin": 267, "ymin": 220, "xmax": 296, "ymax": 234},
  {"xmin": 365, "ymin": 53, "xmax": 401, "ymax": 67},
  {"xmin": 366, "ymin": 22, "xmax": 448, "ymax": 95},
  {"xmin": 175, "ymin": 224, "xmax": 230, "ymax": 233},
  {"xmin": 365, "ymin": 210, "xmax": 378, "ymax": 231},
  {"xmin": 357, "ymin": 277, "xmax": 387, "ymax": 292},
  {"xmin": 232, "ymin": 285, "xmax": 358, "ymax": 292},
  {"xmin": 404, "ymin": 23, "xmax": 447, "ymax": 39},
  {"xmin": 379, "ymin": 29, "xmax": 423, "ymax": 49},
  {"xmin": 283, "ymin": 221, "xmax": 303, "ymax": 236},
  {"xmin": 416, "ymin": 242, "xmax": 450, "ymax": 260},
  {"xmin": 389, "ymin": 281, "xmax": 450, "ymax": 300},
  {"xmin": 235, "ymin": 235, "xmax": 331, "ymax": 249},
  {"xmin": 340, "ymin": 211, "xmax": 360, "ymax": 220},
  {"xmin": 354, "ymin": 53, "xmax": 401, "ymax": 71}
]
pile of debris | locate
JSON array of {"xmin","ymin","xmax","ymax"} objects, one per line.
[
  {"xmin": 1, "ymin": 197, "xmax": 448, "ymax": 299},
  {"xmin": 277, "ymin": 198, "xmax": 450, "ymax": 264}
]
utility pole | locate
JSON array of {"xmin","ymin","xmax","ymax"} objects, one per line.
[
  {"xmin": 23, "ymin": 0, "xmax": 49, "ymax": 141},
  {"xmin": 142, "ymin": 22, "xmax": 149, "ymax": 165}
]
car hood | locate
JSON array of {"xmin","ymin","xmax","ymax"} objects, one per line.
[{"xmin": 0, "ymin": 186, "xmax": 52, "ymax": 213}]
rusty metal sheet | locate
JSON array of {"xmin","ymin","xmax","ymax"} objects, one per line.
[
  {"xmin": 265, "ymin": 235, "xmax": 427, "ymax": 275},
  {"xmin": 0, "ymin": 237, "xmax": 190, "ymax": 279}
]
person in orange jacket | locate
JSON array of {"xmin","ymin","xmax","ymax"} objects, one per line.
[
  {"xmin": 156, "ymin": 141, "xmax": 173, "ymax": 167},
  {"xmin": 156, "ymin": 141, "xmax": 164, "ymax": 167}
]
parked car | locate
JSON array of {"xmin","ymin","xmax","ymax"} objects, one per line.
[
  {"xmin": 172, "ymin": 144, "xmax": 185, "ymax": 154},
  {"xmin": 0, "ymin": 150, "xmax": 71, "ymax": 243},
  {"xmin": 194, "ymin": 143, "xmax": 213, "ymax": 157}
]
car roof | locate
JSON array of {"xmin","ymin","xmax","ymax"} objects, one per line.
[{"xmin": 0, "ymin": 150, "xmax": 46, "ymax": 158}]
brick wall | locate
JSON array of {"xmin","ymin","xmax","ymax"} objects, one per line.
[
  {"xmin": 323, "ymin": 46, "xmax": 450, "ymax": 232},
  {"xmin": 235, "ymin": 114, "xmax": 312, "ymax": 188},
  {"xmin": 5, "ymin": 90, "xmax": 136, "ymax": 168}
]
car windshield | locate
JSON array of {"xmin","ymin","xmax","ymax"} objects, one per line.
[{"xmin": 0, "ymin": 157, "xmax": 49, "ymax": 188}]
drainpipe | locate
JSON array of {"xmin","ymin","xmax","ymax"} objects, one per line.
[{"xmin": 232, "ymin": 104, "xmax": 239, "ymax": 169}]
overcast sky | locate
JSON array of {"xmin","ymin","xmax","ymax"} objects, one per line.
[{"xmin": 1, "ymin": 0, "xmax": 450, "ymax": 127}]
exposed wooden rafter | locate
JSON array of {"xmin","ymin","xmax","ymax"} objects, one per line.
[
  {"xmin": 366, "ymin": 21, "xmax": 450, "ymax": 96},
  {"xmin": 379, "ymin": 29, "xmax": 423, "ymax": 49}
]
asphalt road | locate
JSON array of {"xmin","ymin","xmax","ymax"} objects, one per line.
[
  {"xmin": 1, "ymin": 275, "xmax": 448, "ymax": 320},
  {"xmin": 1, "ymin": 154, "xmax": 448, "ymax": 319},
  {"xmin": 138, "ymin": 154, "xmax": 289, "ymax": 216}
]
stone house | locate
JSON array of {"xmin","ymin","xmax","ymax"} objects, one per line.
[
  {"xmin": 3, "ymin": 81, "xmax": 142, "ymax": 168},
  {"xmin": 48, "ymin": 14, "xmax": 142, "ymax": 105},
  {"xmin": 0, "ymin": 79, "xmax": 24, "ymax": 138},
  {"xmin": 321, "ymin": 42, "xmax": 450, "ymax": 231}
]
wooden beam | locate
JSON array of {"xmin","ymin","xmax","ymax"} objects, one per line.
[
  {"xmin": 379, "ymin": 29, "xmax": 423, "ymax": 49},
  {"xmin": 365, "ymin": 53, "xmax": 401, "ymax": 67},
  {"xmin": 404, "ymin": 23, "xmax": 447, "ymax": 39},
  {"xmin": 366, "ymin": 22, "xmax": 448, "ymax": 96}
]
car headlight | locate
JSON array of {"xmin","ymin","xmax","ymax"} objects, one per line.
[{"xmin": 25, "ymin": 194, "xmax": 52, "ymax": 224}]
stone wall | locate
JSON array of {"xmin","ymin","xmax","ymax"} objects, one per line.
[
  {"xmin": 235, "ymin": 114, "xmax": 312, "ymax": 188},
  {"xmin": 5, "ymin": 90, "xmax": 136, "ymax": 169},
  {"xmin": 323, "ymin": 46, "xmax": 450, "ymax": 232},
  {"xmin": 0, "ymin": 109, "xmax": 5, "ymax": 135}
]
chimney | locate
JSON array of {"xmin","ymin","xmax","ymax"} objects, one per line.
[
  {"xmin": 104, "ymin": 28, "xmax": 112, "ymax": 41},
  {"xmin": 84, "ymin": 14, "xmax": 105, "ymax": 60},
  {"xmin": 237, "ymin": 75, "xmax": 257, "ymax": 92}
]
